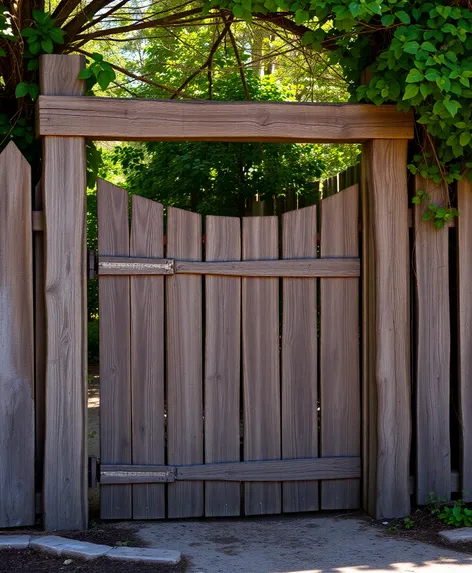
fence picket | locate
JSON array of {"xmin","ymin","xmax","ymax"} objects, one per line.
[
  {"xmin": 205, "ymin": 216, "xmax": 241, "ymax": 516},
  {"xmin": 166, "ymin": 207, "xmax": 204, "ymax": 518},
  {"xmin": 414, "ymin": 177, "xmax": 451, "ymax": 504},
  {"xmin": 281, "ymin": 206, "xmax": 319, "ymax": 512},
  {"xmin": 242, "ymin": 216, "xmax": 281, "ymax": 515},
  {"xmin": 0, "ymin": 142, "xmax": 35, "ymax": 527},
  {"xmin": 130, "ymin": 195, "xmax": 165, "ymax": 518},
  {"xmin": 98, "ymin": 180, "xmax": 132, "ymax": 518},
  {"xmin": 457, "ymin": 178, "xmax": 472, "ymax": 502},
  {"xmin": 320, "ymin": 185, "xmax": 360, "ymax": 509}
]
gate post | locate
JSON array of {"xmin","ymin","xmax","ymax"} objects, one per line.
[
  {"xmin": 40, "ymin": 55, "xmax": 88, "ymax": 530},
  {"xmin": 361, "ymin": 139, "xmax": 411, "ymax": 519}
]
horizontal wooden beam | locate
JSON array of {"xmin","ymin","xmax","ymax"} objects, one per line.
[
  {"xmin": 98, "ymin": 256, "xmax": 360, "ymax": 277},
  {"xmin": 38, "ymin": 96, "xmax": 414, "ymax": 143},
  {"xmin": 100, "ymin": 457, "xmax": 361, "ymax": 484}
]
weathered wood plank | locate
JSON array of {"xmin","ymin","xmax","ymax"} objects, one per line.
[
  {"xmin": 99, "ymin": 257, "xmax": 173, "ymax": 275},
  {"xmin": 242, "ymin": 216, "xmax": 281, "ymax": 515},
  {"xmin": 38, "ymin": 96, "xmax": 415, "ymax": 142},
  {"xmin": 362, "ymin": 140, "xmax": 411, "ymax": 519},
  {"xmin": 320, "ymin": 185, "xmax": 360, "ymax": 509},
  {"xmin": 98, "ymin": 256, "xmax": 360, "ymax": 277},
  {"xmin": 205, "ymin": 216, "xmax": 241, "ymax": 516},
  {"xmin": 98, "ymin": 180, "xmax": 132, "ymax": 519},
  {"xmin": 130, "ymin": 195, "xmax": 165, "ymax": 519},
  {"xmin": 166, "ymin": 207, "xmax": 203, "ymax": 518},
  {"xmin": 41, "ymin": 54, "xmax": 88, "ymax": 531},
  {"xmin": 176, "ymin": 259, "xmax": 359, "ymax": 277},
  {"xmin": 0, "ymin": 143, "xmax": 35, "ymax": 527},
  {"xmin": 458, "ymin": 178, "xmax": 472, "ymax": 502},
  {"xmin": 414, "ymin": 177, "xmax": 451, "ymax": 504},
  {"xmin": 100, "ymin": 457, "xmax": 362, "ymax": 484},
  {"xmin": 281, "ymin": 206, "xmax": 318, "ymax": 512}
]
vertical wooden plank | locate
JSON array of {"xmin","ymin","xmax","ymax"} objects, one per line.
[
  {"xmin": 281, "ymin": 205, "xmax": 318, "ymax": 512},
  {"xmin": 362, "ymin": 140, "xmax": 410, "ymax": 519},
  {"xmin": 41, "ymin": 54, "xmax": 88, "ymax": 530},
  {"xmin": 205, "ymin": 216, "xmax": 241, "ymax": 517},
  {"xmin": 98, "ymin": 180, "xmax": 132, "ymax": 519},
  {"xmin": 242, "ymin": 216, "xmax": 281, "ymax": 515},
  {"xmin": 130, "ymin": 195, "xmax": 165, "ymax": 518},
  {"xmin": 34, "ymin": 182, "xmax": 45, "ymax": 508},
  {"xmin": 0, "ymin": 142, "xmax": 35, "ymax": 527},
  {"xmin": 414, "ymin": 176, "xmax": 451, "ymax": 504},
  {"xmin": 458, "ymin": 178, "xmax": 472, "ymax": 502},
  {"xmin": 361, "ymin": 151, "xmax": 376, "ymax": 514},
  {"xmin": 166, "ymin": 207, "xmax": 203, "ymax": 518},
  {"xmin": 320, "ymin": 185, "xmax": 360, "ymax": 509}
]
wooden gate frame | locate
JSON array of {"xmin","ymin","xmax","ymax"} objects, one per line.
[{"xmin": 37, "ymin": 54, "xmax": 413, "ymax": 530}]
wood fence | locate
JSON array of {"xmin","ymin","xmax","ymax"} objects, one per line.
[
  {"xmin": 1, "ymin": 53, "xmax": 470, "ymax": 531},
  {"xmin": 97, "ymin": 180, "xmax": 360, "ymax": 519}
]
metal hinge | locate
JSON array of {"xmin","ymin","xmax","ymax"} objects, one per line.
[
  {"xmin": 88, "ymin": 456, "xmax": 100, "ymax": 488},
  {"xmin": 88, "ymin": 250, "xmax": 98, "ymax": 280}
]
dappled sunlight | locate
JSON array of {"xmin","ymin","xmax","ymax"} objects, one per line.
[{"xmin": 271, "ymin": 556, "xmax": 472, "ymax": 573}]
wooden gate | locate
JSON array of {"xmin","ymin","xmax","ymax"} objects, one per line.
[{"xmin": 97, "ymin": 178, "xmax": 361, "ymax": 519}]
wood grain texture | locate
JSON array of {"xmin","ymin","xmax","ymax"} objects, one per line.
[
  {"xmin": 414, "ymin": 176, "xmax": 451, "ymax": 504},
  {"xmin": 0, "ymin": 143, "xmax": 35, "ymax": 527},
  {"xmin": 101, "ymin": 457, "xmax": 361, "ymax": 483},
  {"xmin": 205, "ymin": 216, "xmax": 241, "ymax": 516},
  {"xmin": 98, "ymin": 257, "xmax": 360, "ymax": 277},
  {"xmin": 130, "ymin": 195, "xmax": 165, "ymax": 519},
  {"xmin": 458, "ymin": 178, "xmax": 472, "ymax": 502},
  {"xmin": 362, "ymin": 140, "xmax": 411, "ymax": 519},
  {"xmin": 41, "ymin": 54, "xmax": 88, "ymax": 531},
  {"xmin": 242, "ymin": 216, "xmax": 281, "ymax": 515},
  {"xmin": 320, "ymin": 185, "xmax": 360, "ymax": 510},
  {"xmin": 281, "ymin": 206, "xmax": 318, "ymax": 512},
  {"xmin": 361, "ymin": 149, "xmax": 377, "ymax": 515},
  {"xmin": 176, "ymin": 259, "xmax": 359, "ymax": 277},
  {"xmin": 38, "ymin": 96, "xmax": 415, "ymax": 142},
  {"xmin": 166, "ymin": 207, "xmax": 203, "ymax": 518},
  {"xmin": 98, "ymin": 180, "xmax": 132, "ymax": 519}
]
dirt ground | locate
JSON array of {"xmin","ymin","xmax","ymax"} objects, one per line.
[{"xmin": 0, "ymin": 523, "xmax": 188, "ymax": 573}]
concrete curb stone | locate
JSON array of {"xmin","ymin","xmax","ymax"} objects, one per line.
[
  {"xmin": 0, "ymin": 535, "xmax": 31, "ymax": 549},
  {"xmin": 30, "ymin": 536, "xmax": 112, "ymax": 560},
  {"xmin": 107, "ymin": 546, "xmax": 181, "ymax": 564},
  {"xmin": 439, "ymin": 529, "xmax": 472, "ymax": 543}
]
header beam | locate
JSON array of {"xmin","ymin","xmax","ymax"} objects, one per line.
[{"xmin": 37, "ymin": 96, "xmax": 414, "ymax": 143}]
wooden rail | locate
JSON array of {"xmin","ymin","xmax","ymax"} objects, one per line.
[
  {"xmin": 98, "ymin": 256, "xmax": 361, "ymax": 277},
  {"xmin": 100, "ymin": 457, "xmax": 361, "ymax": 484},
  {"xmin": 37, "ymin": 96, "xmax": 415, "ymax": 143}
]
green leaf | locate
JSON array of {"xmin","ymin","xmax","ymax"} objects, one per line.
[
  {"xmin": 406, "ymin": 69, "xmax": 424, "ymax": 83},
  {"xmin": 32, "ymin": 10, "xmax": 50, "ymax": 25},
  {"xmin": 28, "ymin": 83, "xmax": 39, "ymax": 101},
  {"xmin": 29, "ymin": 40, "xmax": 41, "ymax": 55},
  {"xmin": 404, "ymin": 41, "xmax": 420, "ymax": 54},
  {"xmin": 27, "ymin": 59, "xmax": 39, "ymax": 71},
  {"xmin": 15, "ymin": 82, "xmax": 30, "ymax": 98},
  {"xmin": 78, "ymin": 68, "xmax": 93, "ymax": 79},
  {"xmin": 425, "ymin": 69, "xmax": 440, "ymax": 81},
  {"xmin": 295, "ymin": 10, "xmax": 309, "ymax": 25},
  {"xmin": 381, "ymin": 14, "xmax": 395, "ymax": 26},
  {"xmin": 397, "ymin": 11, "xmax": 410, "ymax": 24},
  {"xmin": 97, "ymin": 70, "xmax": 114, "ymax": 90},
  {"xmin": 0, "ymin": 48, "xmax": 5, "ymax": 57},
  {"xmin": 421, "ymin": 42, "xmax": 437, "ymax": 53},
  {"xmin": 49, "ymin": 27, "xmax": 65, "ymax": 44},
  {"xmin": 21, "ymin": 28, "xmax": 38, "ymax": 38},
  {"xmin": 460, "ymin": 132, "xmax": 471, "ymax": 147},
  {"xmin": 41, "ymin": 38, "xmax": 53, "ymax": 53},
  {"xmin": 403, "ymin": 84, "xmax": 419, "ymax": 100},
  {"xmin": 420, "ymin": 83, "xmax": 433, "ymax": 97}
]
